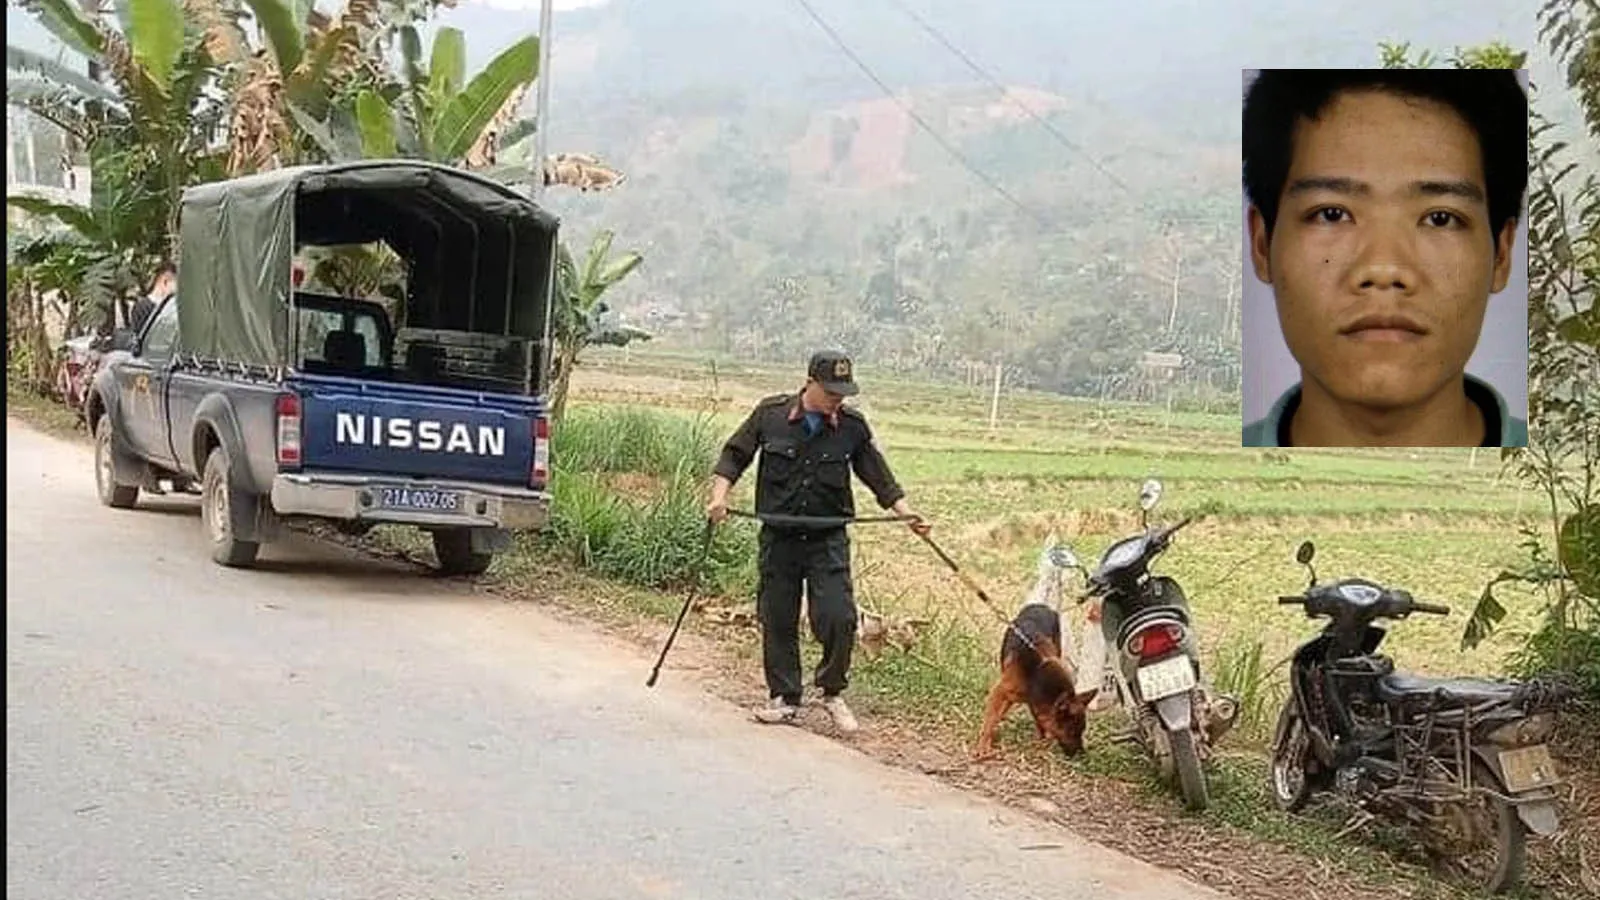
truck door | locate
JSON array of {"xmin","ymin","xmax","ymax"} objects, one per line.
[{"xmin": 121, "ymin": 298, "xmax": 182, "ymax": 469}]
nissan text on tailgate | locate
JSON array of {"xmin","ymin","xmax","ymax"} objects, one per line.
[{"xmin": 88, "ymin": 161, "xmax": 556, "ymax": 575}]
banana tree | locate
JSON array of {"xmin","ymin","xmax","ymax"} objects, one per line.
[
  {"xmin": 6, "ymin": 125, "xmax": 187, "ymax": 377},
  {"xmin": 277, "ymin": 22, "xmax": 627, "ymax": 193},
  {"xmin": 269, "ymin": 21, "xmax": 540, "ymax": 168},
  {"xmin": 7, "ymin": 0, "xmax": 235, "ymax": 249},
  {"xmin": 548, "ymin": 229, "xmax": 649, "ymax": 423}
]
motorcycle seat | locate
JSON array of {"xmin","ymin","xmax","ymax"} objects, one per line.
[{"xmin": 1376, "ymin": 672, "xmax": 1522, "ymax": 708}]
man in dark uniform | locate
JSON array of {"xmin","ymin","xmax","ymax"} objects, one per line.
[
  {"xmin": 707, "ymin": 350, "xmax": 929, "ymax": 733},
  {"xmin": 129, "ymin": 261, "xmax": 176, "ymax": 334}
]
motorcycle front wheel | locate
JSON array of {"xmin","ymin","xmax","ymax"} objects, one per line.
[
  {"xmin": 1269, "ymin": 703, "xmax": 1313, "ymax": 812},
  {"xmin": 1168, "ymin": 727, "xmax": 1209, "ymax": 812}
]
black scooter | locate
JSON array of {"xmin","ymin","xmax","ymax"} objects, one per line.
[{"xmin": 1268, "ymin": 540, "xmax": 1571, "ymax": 894}]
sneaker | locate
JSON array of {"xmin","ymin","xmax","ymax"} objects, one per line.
[
  {"xmin": 820, "ymin": 694, "xmax": 859, "ymax": 733},
  {"xmin": 752, "ymin": 697, "xmax": 799, "ymax": 725}
]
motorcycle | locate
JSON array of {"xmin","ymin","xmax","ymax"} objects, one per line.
[
  {"xmin": 53, "ymin": 333, "xmax": 103, "ymax": 424},
  {"xmin": 1268, "ymin": 540, "xmax": 1572, "ymax": 894},
  {"xmin": 1055, "ymin": 479, "xmax": 1240, "ymax": 811}
]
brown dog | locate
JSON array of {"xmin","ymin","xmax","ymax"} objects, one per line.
[{"xmin": 975, "ymin": 603, "xmax": 1098, "ymax": 759}]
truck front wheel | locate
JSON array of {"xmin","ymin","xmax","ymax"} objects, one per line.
[
  {"xmin": 94, "ymin": 417, "xmax": 140, "ymax": 509},
  {"xmin": 201, "ymin": 447, "xmax": 260, "ymax": 567},
  {"xmin": 432, "ymin": 528, "xmax": 493, "ymax": 576}
]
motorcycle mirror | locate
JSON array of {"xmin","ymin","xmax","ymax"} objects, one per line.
[
  {"xmin": 1295, "ymin": 540, "xmax": 1318, "ymax": 587},
  {"xmin": 1138, "ymin": 479, "xmax": 1163, "ymax": 512},
  {"xmin": 1047, "ymin": 546, "xmax": 1081, "ymax": 571}
]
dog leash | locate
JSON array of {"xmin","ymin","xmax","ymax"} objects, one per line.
[
  {"xmin": 725, "ymin": 509, "xmax": 919, "ymax": 527},
  {"xmin": 912, "ymin": 530, "xmax": 1065, "ymax": 663}
]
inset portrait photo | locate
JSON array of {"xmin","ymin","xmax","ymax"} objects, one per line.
[{"xmin": 1239, "ymin": 68, "xmax": 1530, "ymax": 449}]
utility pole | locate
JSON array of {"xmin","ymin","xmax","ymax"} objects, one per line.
[
  {"xmin": 530, "ymin": 0, "xmax": 555, "ymax": 202},
  {"xmin": 988, "ymin": 359, "xmax": 1003, "ymax": 432}
]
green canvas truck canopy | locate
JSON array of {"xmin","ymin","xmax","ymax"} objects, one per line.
[{"xmin": 175, "ymin": 160, "xmax": 560, "ymax": 367}]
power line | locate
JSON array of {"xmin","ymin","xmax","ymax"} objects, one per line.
[
  {"xmin": 884, "ymin": 0, "xmax": 1137, "ymax": 198},
  {"xmin": 789, "ymin": 0, "xmax": 1053, "ymax": 230}
]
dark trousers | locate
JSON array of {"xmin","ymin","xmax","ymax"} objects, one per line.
[{"xmin": 757, "ymin": 526, "xmax": 856, "ymax": 704}]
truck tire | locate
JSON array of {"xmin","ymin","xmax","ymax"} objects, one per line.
[
  {"xmin": 432, "ymin": 528, "xmax": 493, "ymax": 576},
  {"xmin": 201, "ymin": 447, "xmax": 260, "ymax": 567},
  {"xmin": 94, "ymin": 416, "xmax": 140, "ymax": 509}
]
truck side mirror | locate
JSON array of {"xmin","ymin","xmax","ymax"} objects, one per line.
[{"xmin": 110, "ymin": 328, "xmax": 138, "ymax": 353}]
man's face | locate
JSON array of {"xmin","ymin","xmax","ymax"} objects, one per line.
[
  {"xmin": 804, "ymin": 379, "xmax": 846, "ymax": 414},
  {"xmin": 153, "ymin": 272, "xmax": 177, "ymax": 299},
  {"xmin": 1248, "ymin": 88, "xmax": 1516, "ymax": 412}
]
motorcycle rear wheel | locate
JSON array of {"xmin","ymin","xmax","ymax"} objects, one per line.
[
  {"xmin": 1169, "ymin": 727, "xmax": 1209, "ymax": 812},
  {"xmin": 1427, "ymin": 760, "xmax": 1527, "ymax": 894}
]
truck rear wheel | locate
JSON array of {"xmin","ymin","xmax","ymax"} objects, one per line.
[
  {"xmin": 94, "ymin": 417, "xmax": 140, "ymax": 509},
  {"xmin": 201, "ymin": 447, "xmax": 260, "ymax": 568},
  {"xmin": 432, "ymin": 528, "xmax": 493, "ymax": 576}
]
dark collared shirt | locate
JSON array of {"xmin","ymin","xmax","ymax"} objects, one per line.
[
  {"xmin": 1241, "ymin": 374, "xmax": 1528, "ymax": 448},
  {"xmin": 713, "ymin": 392, "xmax": 905, "ymax": 525}
]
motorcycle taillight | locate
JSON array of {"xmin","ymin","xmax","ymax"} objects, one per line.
[{"xmin": 1131, "ymin": 623, "xmax": 1182, "ymax": 659}]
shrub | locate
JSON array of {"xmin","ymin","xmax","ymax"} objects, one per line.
[{"xmin": 543, "ymin": 405, "xmax": 758, "ymax": 597}]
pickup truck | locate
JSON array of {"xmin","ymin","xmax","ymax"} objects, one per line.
[{"xmin": 88, "ymin": 161, "xmax": 557, "ymax": 575}]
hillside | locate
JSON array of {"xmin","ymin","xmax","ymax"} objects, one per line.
[
  {"xmin": 8, "ymin": 0, "xmax": 1561, "ymax": 400},
  {"xmin": 492, "ymin": 0, "xmax": 1546, "ymax": 399}
]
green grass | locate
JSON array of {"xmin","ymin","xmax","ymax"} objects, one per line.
[
  {"xmin": 541, "ymin": 403, "xmax": 759, "ymax": 596},
  {"xmin": 6, "ymin": 377, "xmax": 87, "ymax": 437}
]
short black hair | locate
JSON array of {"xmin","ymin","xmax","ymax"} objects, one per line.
[
  {"xmin": 154, "ymin": 260, "xmax": 177, "ymax": 278},
  {"xmin": 1242, "ymin": 69, "xmax": 1528, "ymax": 241}
]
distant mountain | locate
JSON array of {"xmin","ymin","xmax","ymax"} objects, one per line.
[
  {"xmin": 8, "ymin": 0, "xmax": 1579, "ymax": 389},
  {"xmin": 526, "ymin": 0, "xmax": 1542, "ymax": 143}
]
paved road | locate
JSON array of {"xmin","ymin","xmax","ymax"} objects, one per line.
[{"xmin": 5, "ymin": 418, "xmax": 1225, "ymax": 900}]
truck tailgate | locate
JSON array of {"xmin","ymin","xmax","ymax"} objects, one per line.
[{"xmin": 290, "ymin": 374, "xmax": 539, "ymax": 486}]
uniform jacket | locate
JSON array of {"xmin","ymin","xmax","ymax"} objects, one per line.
[{"xmin": 713, "ymin": 392, "xmax": 905, "ymax": 526}]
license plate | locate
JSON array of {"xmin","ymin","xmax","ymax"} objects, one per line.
[
  {"xmin": 1136, "ymin": 655, "xmax": 1196, "ymax": 701},
  {"xmin": 1498, "ymin": 743, "xmax": 1559, "ymax": 793},
  {"xmin": 378, "ymin": 487, "xmax": 462, "ymax": 512}
]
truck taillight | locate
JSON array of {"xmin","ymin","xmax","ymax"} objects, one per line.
[
  {"xmin": 276, "ymin": 391, "xmax": 302, "ymax": 468},
  {"xmin": 530, "ymin": 415, "xmax": 549, "ymax": 489}
]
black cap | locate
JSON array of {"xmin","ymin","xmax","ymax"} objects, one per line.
[{"xmin": 807, "ymin": 349, "xmax": 859, "ymax": 396}]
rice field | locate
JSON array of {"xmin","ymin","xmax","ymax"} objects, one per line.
[{"xmin": 557, "ymin": 344, "xmax": 1555, "ymax": 745}]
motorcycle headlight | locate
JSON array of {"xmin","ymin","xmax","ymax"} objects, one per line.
[
  {"xmin": 1101, "ymin": 539, "xmax": 1143, "ymax": 570},
  {"xmin": 1485, "ymin": 712, "xmax": 1556, "ymax": 746}
]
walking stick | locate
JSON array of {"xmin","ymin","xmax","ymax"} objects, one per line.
[{"xmin": 645, "ymin": 517, "xmax": 717, "ymax": 688}]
